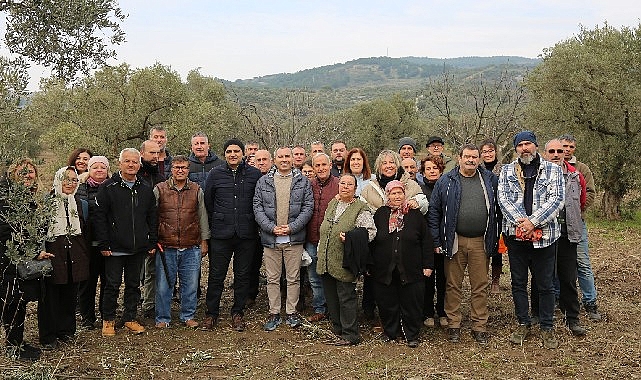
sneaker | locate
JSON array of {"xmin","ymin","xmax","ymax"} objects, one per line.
[
  {"xmin": 124, "ymin": 320, "xmax": 145, "ymax": 335},
  {"xmin": 155, "ymin": 322, "xmax": 169, "ymax": 328},
  {"xmin": 509, "ymin": 324, "xmax": 530, "ymax": 345},
  {"xmin": 423, "ymin": 317, "xmax": 435, "ymax": 327},
  {"xmin": 201, "ymin": 316, "xmax": 218, "ymax": 330},
  {"xmin": 541, "ymin": 329, "xmax": 559, "ymax": 349},
  {"xmin": 285, "ymin": 313, "xmax": 302, "ymax": 328},
  {"xmin": 184, "ymin": 319, "xmax": 199, "ymax": 328},
  {"xmin": 264, "ymin": 314, "xmax": 282, "ymax": 331},
  {"xmin": 448, "ymin": 328, "xmax": 461, "ymax": 343},
  {"xmin": 585, "ymin": 303, "xmax": 602, "ymax": 321},
  {"xmin": 568, "ymin": 322, "xmax": 587, "ymax": 336},
  {"xmin": 7, "ymin": 343, "xmax": 41, "ymax": 361},
  {"xmin": 231, "ymin": 314, "xmax": 246, "ymax": 332},
  {"xmin": 439, "ymin": 317, "xmax": 449, "ymax": 327},
  {"xmin": 102, "ymin": 320, "xmax": 116, "ymax": 337},
  {"xmin": 471, "ymin": 330, "xmax": 489, "ymax": 344}
]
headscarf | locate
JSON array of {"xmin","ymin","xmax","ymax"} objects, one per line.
[
  {"xmin": 385, "ymin": 180, "xmax": 409, "ymax": 233},
  {"xmin": 48, "ymin": 166, "xmax": 81, "ymax": 238},
  {"xmin": 86, "ymin": 155, "xmax": 110, "ymax": 187}
]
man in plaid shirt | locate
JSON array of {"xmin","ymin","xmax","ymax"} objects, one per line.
[{"xmin": 497, "ymin": 131, "xmax": 565, "ymax": 349}]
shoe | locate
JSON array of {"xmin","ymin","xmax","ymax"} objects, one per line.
[
  {"xmin": 102, "ymin": 320, "xmax": 116, "ymax": 337},
  {"xmin": 155, "ymin": 322, "xmax": 169, "ymax": 328},
  {"xmin": 530, "ymin": 315, "xmax": 540, "ymax": 325},
  {"xmin": 124, "ymin": 321, "xmax": 145, "ymax": 335},
  {"xmin": 568, "ymin": 322, "xmax": 587, "ymax": 336},
  {"xmin": 379, "ymin": 334, "xmax": 394, "ymax": 343},
  {"xmin": 285, "ymin": 313, "xmax": 302, "ymax": 328},
  {"xmin": 308, "ymin": 313, "xmax": 326, "ymax": 322},
  {"xmin": 423, "ymin": 317, "xmax": 435, "ymax": 327},
  {"xmin": 7, "ymin": 343, "xmax": 41, "ymax": 361},
  {"xmin": 585, "ymin": 303, "xmax": 602, "ymax": 321},
  {"xmin": 184, "ymin": 319, "xmax": 199, "ymax": 328},
  {"xmin": 541, "ymin": 329, "xmax": 559, "ymax": 349},
  {"xmin": 201, "ymin": 316, "xmax": 218, "ymax": 330},
  {"xmin": 407, "ymin": 340, "xmax": 419, "ymax": 348},
  {"xmin": 264, "ymin": 314, "xmax": 282, "ymax": 331},
  {"xmin": 231, "ymin": 314, "xmax": 246, "ymax": 332},
  {"xmin": 245, "ymin": 298, "xmax": 256, "ymax": 309},
  {"xmin": 331, "ymin": 338, "xmax": 354, "ymax": 346},
  {"xmin": 439, "ymin": 317, "xmax": 449, "ymax": 327},
  {"xmin": 471, "ymin": 330, "xmax": 489, "ymax": 345},
  {"xmin": 40, "ymin": 341, "xmax": 57, "ymax": 351},
  {"xmin": 448, "ymin": 328, "xmax": 461, "ymax": 343},
  {"xmin": 509, "ymin": 324, "xmax": 530, "ymax": 345}
]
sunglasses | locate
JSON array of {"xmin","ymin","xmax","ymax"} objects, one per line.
[{"xmin": 547, "ymin": 149, "xmax": 564, "ymax": 154}]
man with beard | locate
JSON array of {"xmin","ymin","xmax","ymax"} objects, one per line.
[
  {"xmin": 330, "ymin": 141, "xmax": 347, "ymax": 177},
  {"xmin": 498, "ymin": 131, "xmax": 565, "ymax": 349}
]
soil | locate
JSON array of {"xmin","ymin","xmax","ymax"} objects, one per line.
[{"xmin": 1, "ymin": 222, "xmax": 640, "ymax": 379}]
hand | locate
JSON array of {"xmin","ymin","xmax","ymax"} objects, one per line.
[
  {"xmin": 516, "ymin": 217, "xmax": 535, "ymax": 236},
  {"xmin": 200, "ymin": 240, "xmax": 208, "ymax": 257},
  {"xmin": 339, "ymin": 232, "xmax": 346, "ymax": 242},
  {"xmin": 101, "ymin": 250, "xmax": 112, "ymax": 257},
  {"xmin": 434, "ymin": 247, "xmax": 442, "ymax": 255},
  {"xmin": 37, "ymin": 251, "xmax": 54, "ymax": 260},
  {"xmin": 423, "ymin": 268, "xmax": 433, "ymax": 277},
  {"xmin": 407, "ymin": 199, "xmax": 419, "ymax": 209},
  {"xmin": 148, "ymin": 248, "xmax": 156, "ymax": 256}
]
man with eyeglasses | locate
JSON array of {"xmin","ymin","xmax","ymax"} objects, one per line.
[
  {"xmin": 153, "ymin": 155, "xmax": 209, "ymax": 329},
  {"xmin": 497, "ymin": 131, "xmax": 565, "ymax": 349},
  {"xmin": 426, "ymin": 136, "xmax": 456, "ymax": 173},
  {"xmin": 559, "ymin": 134, "xmax": 601, "ymax": 321}
]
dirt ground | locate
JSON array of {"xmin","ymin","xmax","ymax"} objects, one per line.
[{"xmin": 1, "ymin": 221, "xmax": 640, "ymax": 380}]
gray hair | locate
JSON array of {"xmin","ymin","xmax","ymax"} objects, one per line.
[
  {"xmin": 119, "ymin": 148, "xmax": 141, "ymax": 162},
  {"xmin": 311, "ymin": 152, "xmax": 331, "ymax": 165},
  {"xmin": 148, "ymin": 125, "xmax": 167, "ymax": 138},
  {"xmin": 191, "ymin": 132, "xmax": 208, "ymax": 143},
  {"xmin": 558, "ymin": 134, "xmax": 576, "ymax": 143},
  {"xmin": 374, "ymin": 150, "xmax": 401, "ymax": 175},
  {"xmin": 273, "ymin": 146, "xmax": 293, "ymax": 157}
]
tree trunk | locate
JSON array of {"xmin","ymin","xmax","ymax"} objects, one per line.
[{"xmin": 601, "ymin": 190, "xmax": 622, "ymax": 220}]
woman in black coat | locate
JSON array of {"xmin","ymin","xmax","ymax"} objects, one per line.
[{"xmin": 370, "ymin": 180, "xmax": 433, "ymax": 348}]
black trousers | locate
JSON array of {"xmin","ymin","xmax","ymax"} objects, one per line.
[
  {"xmin": 103, "ymin": 253, "xmax": 144, "ymax": 322},
  {"xmin": 424, "ymin": 253, "xmax": 446, "ymax": 318},
  {"xmin": 247, "ymin": 238, "xmax": 264, "ymax": 301},
  {"xmin": 374, "ymin": 270, "xmax": 425, "ymax": 342},
  {"xmin": 322, "ymin": 274, "xmax": 360, "ymax": 344},
  {"xmin": 38, "ymin": 281, "xmax": 77, "ymax": 344},
  {"xmin": 77, "ymin": 246, "xmax": 106, "ymax": 324},
  {"xmin": 1, "ymin": 277, "xmax": 27, "ymax": 346}
]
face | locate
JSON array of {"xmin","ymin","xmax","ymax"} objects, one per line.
[
  {"xmin": 274, "ymin": 148, "xmax": 293, "ymax": 174},
  {"xmin": 15, "ymin": 164, "xmax": 37, "ymax": 187},
  {"xmin": 516, "ymin": 140, "xmax": 536, "ymax": 164},
  {"xmin": 191, "ymin": 136, "xmax": 209, "ymax": 159},
  {"xmin": 480, "ymin": 144, "xmax": 496, "ymax": 163},
  {"xmin": 331, "ymin": 143, "xmax": 346, "ymax": 162},
  {"xmin": 150, "ymin": 129, "xmax": 167, "ymax": 151},
  {"xmin": 61, "ymin": 169, "xmax": 79, "ymax": 195},
  {"xmin": 292, "ymin": 147, "xmax": 306, "ymax": 168},
  {"xmin": 224, "ymin": 144, "xmax": 243, "ymax": 169},
  {"xmin": 75, "ymin": 152, "xmax": 91, "ymax": 173},
  {"xmin": 89, "ymin": 162, "xmax": 108, "ymax": 182},
  {"xmin": 171, "ymin": 161, "xmax": 190, "ymax": 182},
  {"xmin": 401, "ymin": 158, "xmax": 417, "ymax": 180},
  {"xmin": 302, "ymin": 164, "xmax": 315, "ymax": 180},
  {"xmin": 247, "ymin": 155, "xmax": 256, "ymax": 167},
  {"xmin": 119, "ymin": 151, "xmax": 141, "ymax": 180},
  {"xmin": 338, "ymin": 176, "xmax": 357, "ymax": 201},
  {"xmin": 141, "ymin": 141, "xmax": 160, "ymax": 165},
  {"xmin": 387, "ymin": 188, "xmax": 405, "ymax": 207},
  {"xmin": 458, "ymin": 148, "xmax": 480, "ymax": 176},
  {"xmin": 245, "ymin": 143, "xmax": 259, "ymax": 156},
  {"xmin": 379, "ymin": 154, "xmax": 397, "ymax": 178},
  {"xmin": 544, "ymin": 141, "xmax": 565, "ymax": 166},
  {"xmin": 254, "ymin": 150, "xmax": 273, "ymax": 174},
  {"xmin": 313, "ymin": 155, "xmax": 331, "ymax": 181},
  {"xmin": 399, "ymin": 145, "xmax": 415, "ymax": 159},
  {"xmin": 561, "ymin": 139, "xmax": 576, "ymax": 160},
  {"xmin": 423, "ymin": 160, "xmax": 442, "ymax": 182},
  {"xmin": 311, "ymin": 143, "xmax": 324, "ymax": 155},
  {"xmin": 427, "ymin": 142, "xmax": 444, "ymax": 156},
  {"xmin": 349, "ymin": 152, "xmax": 363, "ymax": 175}
]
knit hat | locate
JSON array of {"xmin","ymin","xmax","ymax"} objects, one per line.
[
  {"xmin": 426, "ymin": 136, "xmax": 445, "ymax": 147},
  {"xmin": 513, "ymin": 131, "xmax": 538, "ymax": 149},
  {"xmin": 88, "ymin": 155, "xmax": 110, "ymax": 170},
  {"xmin": 398, "ymin": 137, "xmax": 417, "ymax": 153},
  {"xmin": 384, "ymin": 180, "xmax": 405, "ymax": 194},
  {"xmin": 223, "ymin": 138, "xmax": 245, "ymax": 154}
]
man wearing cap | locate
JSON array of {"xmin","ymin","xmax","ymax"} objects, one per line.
[
  {"xmin": 497, "ymin": 130, "xmax": 565, "ymax": 349},
  {"xmin": 428, "ymin": 143, "xmax": 500, "ymax": 344},
  {"xmin": 426, "ymin": 136, "xmax": 455, "ymax": 173},
  {"xmin": 202, "ymin": 139, "xmax": 262, "ymax": 331}
]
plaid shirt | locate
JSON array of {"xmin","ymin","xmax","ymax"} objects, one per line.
[{"xmin": 498, "ymin": 157, "xmax": 565, "ymax": 248}]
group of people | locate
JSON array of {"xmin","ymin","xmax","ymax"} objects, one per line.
[{"xmin": 0, "ymin": 127, "xmax": 603, "ymax": 360}]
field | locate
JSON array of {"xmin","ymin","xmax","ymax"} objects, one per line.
[{"xmin": 1, "ymin": 218, "xmax": 640, "ymax": 380}]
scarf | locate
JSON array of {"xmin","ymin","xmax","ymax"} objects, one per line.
[
  {"xmin": 48, "ymin": 167, "xmax": 81, "ymax": 238},
  {"xmin": 86, "ymin": 175, "xmax": 106, "ymax": 188},
  {"xmin": 386, "ymin": 199, "xmax": 410, "ymax": 233}
]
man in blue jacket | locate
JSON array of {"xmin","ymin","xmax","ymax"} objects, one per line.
[
  {"xmin": 188, "ymin": 132, "xmax": 224, "ymax": 188},
  {"xmin": 253, "ymin": 147, "xmax": 313, "ymax": 331},
  {"xmin": 428, "ymin": 143, "xmax": 499, "ymax": 345},
  {"xmin": 202, "ymin": 139, "xmax": 261, "ymax": 332}
]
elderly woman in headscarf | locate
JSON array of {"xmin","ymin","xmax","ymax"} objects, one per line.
[
  {"xmin": 37, "ymin": 166, "xmax": 90, "ymax": 350},
  {"xmin": 370, "ymin": 180, "xmax": 433, "ymax": 348}
]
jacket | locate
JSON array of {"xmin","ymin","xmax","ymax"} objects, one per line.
[
  {"xmin": 307, "ymin": 175, "xmax": 339, "ymax": 245},
  {"xmin": 428, "ymin": 166, "xmax": 500, "ymax": 259},
  {"xmin": 360, "ymin": 172, "xmax": 428, "ymax": 214},
  {"xmin": 155, "ymin": 178, "xmax": 209, "ymax": 248},
  {"xmin": 188, "ymin": 151, "xmax": 224, "ymax": 188},
  {"xmin": 253, "ymin": 167, "xmax": 313, "ymax": 248},
  {"xmin": 562, "ymin": 162, "xmax": 584, "ymax": 243},
  {"xmin": 93, "ymin": 172, "xmax": 158, "ymax": 254},
  {"xmin": 204, "ymin": 161, "xmax": 261, "ymax": 240},
  {"xmin": 138, "ymin": 160, "xmax": 166, "ymax": 189}
]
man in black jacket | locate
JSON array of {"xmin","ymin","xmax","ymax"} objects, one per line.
[{"xmin": 94, "ymin": 148, "xmax": 158, "ymax": 337}]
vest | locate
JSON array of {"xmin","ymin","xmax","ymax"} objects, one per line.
[{"xmin": 156, "ymin": 181, "xmax": 201, "ymax": 248}]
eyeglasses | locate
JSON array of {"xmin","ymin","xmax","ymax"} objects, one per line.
[
  {"xmin": 172, "ymin": 166, "xmax": 189, "ymax": 171},
  {"xmin": 547, "ymin": 149, "xmax": 564, "ymax": 154}
]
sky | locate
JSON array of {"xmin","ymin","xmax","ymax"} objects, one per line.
[{"xmin": 15, "ymin": 0, "xmax": 641, "ymax": 89}]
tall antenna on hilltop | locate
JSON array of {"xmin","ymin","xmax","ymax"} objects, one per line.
[{"xmin": 386, "ymin": 48, "xmax": 389, "ymax": 57}]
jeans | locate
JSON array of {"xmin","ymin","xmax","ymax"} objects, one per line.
[
  {"xmin": 304, "ymin": 242, "xmax": 326, "ymax": 314},
  {"xmin": 103, "ymin": 253, "xmax": 145, "ymax": 322},
  {"xmin": 155, "ymin": 246, "xmax": 201, "ymax": 324},
  {"xmin": 506, "ymin": 237, "xmax": 556, "ymax": 330},
  {"xmin": 205, "ymin": 236, "xmax": 254, "ymax": 317},
  {"xmin": 141, "ymin": 255, "xmax": 156, "ymax": 313},
  {"xmin": 577, "ymin": 222, "xmax": 598, "ymax": 305}
]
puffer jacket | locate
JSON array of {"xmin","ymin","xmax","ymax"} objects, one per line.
[{"xmin": 188, "ymin": 151, "xmax": 224, "ymax": 188}]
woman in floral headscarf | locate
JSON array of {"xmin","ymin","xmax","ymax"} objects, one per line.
[{"xmin": 370, "ymin": 180, "xmax": 433, "ymax": 348}]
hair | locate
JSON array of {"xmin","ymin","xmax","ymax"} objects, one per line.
[
  {"xmin": 67, "ymin": 148, "xmax": 94, "ymax": 167},
  {"xmin": 8, "ymin": 157, "xmax": 38, "ymax": 182},
  {"xmin": 479, "ymin": 138, "xmax": 497, "ymax": 151},
  {"xmin": 171, "ymin": 155, "xmax": 189, "ymax": 166},
  {"xmin": 293, "ymin": 145, "xmax": 306, "ymax": 151},
  {"xmin": 374, "ymin": 150, "xmax": 401, "ymax": 176},
  {"xmin": 255, "ymin": 149, "xmax": 272, "ymax": 160},
  {"xmin": 191, "ymin": 132, "xmax": 208, "ymax": 143},
  {"xmin": 310, "ymin": 141, "xmax": 324, "ymax": 148},
  {"xmin": 119, "ymin": 148, "xmax": 141, "ymax": 162},
  {"xmin": 339, "ymin": 172, "xmax": 357, "ymax": 185},
  {"xmin": 245, "ymin": 141, "xmax": 259, "ymax": 147},
  {"xmin": 331, "ymin": 140, "xmax": 346, "ymax": 147},
  {"xmin": 148, "ymin": 125, "xmax": 167, "ymax": 138},
  {"xmin": 302, "ymin": 159, "xmax": 313, "ymax": 168},
  {"xmin": 311, "ymin": 152, "xmax": 331, "ymax": 166},
  {"xmin": 458, "ymin": 143, "xmax": 480, "ymax": 157},
  {"xmin": 420, "ymin": 155, "xmax": 446, "ymax": 175},
  {"xmin": 273, "ymin": 146, "xmax": 293, "ymax": 158},
  {"xmin": 558, "ymin": 134, "xmax": 576, "ymax": 143},
  {"xmin": 544, "ymin": 139, "xmax": 563, "ymax": 151},
  {"xmin": 343, "ymin": 147, "xmax": 372, "ymax": 180},
  {"xmin": 139, "ymin": 139, "xmax": 157, "ymax": 153}
]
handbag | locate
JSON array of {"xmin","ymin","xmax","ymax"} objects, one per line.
[{"xmin": 16, "ymin": 258, "xmax": 53, "ymax": 281}]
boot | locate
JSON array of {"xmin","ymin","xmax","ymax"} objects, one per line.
[
  {"xmin": 490, "ymin": 266, "xmax": 502, "ymax": 294},
  {"xmin": 585, "ymin": 303, "xmax": 602, "ymax": 322}
]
